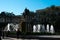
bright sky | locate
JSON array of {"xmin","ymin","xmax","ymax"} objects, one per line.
[{"xmin": 0, "ymin": 0, "xmax": 60, "ymax": 15}]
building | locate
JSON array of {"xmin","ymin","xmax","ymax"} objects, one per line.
[
  {"xmin": 20, "ymin": 8, "xmax": 55, "ymax": 33},
  {"xmin": 0, "ymin": 5, "xmax": 60, "ymax": 34},
  {"xmin": 20, "ymin": 6, "xmax": 60, "ymax": 34},
  {"xmin": 21, "ymin": 8, "xmax": 35, "ymax": 32},
  {"xmin": 0, "ymin": 12, "xmax": 21, "ymax": 31}
]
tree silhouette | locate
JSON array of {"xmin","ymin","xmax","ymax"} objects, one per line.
[
  {"xmin": 23, "ymin": 8, "xmax": 30, "ymax": 17},
  {"xmin": 51, "ymin": 5, "xmax": 55, "ymax": 10},
  {"xmin": 0, "ymin": 12, "xmax": 6, "ymax": 16}
]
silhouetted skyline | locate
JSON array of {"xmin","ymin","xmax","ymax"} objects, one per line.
[{"xmin": 0, "ymin": 0, "xmax": 60, "ymax": 15}]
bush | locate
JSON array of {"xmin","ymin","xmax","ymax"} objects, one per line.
[{"xmin": 21, "ymin": 32, "xmax": 56, "ymax": 35}]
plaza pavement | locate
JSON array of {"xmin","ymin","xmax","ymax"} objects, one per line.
[
  {"xmin": 2, "ymin": 35, "xmax": 60, "ymax": 40},
  {"xmin": 2, "ymin": 37, "xmax": 39, "ymax": 40}
]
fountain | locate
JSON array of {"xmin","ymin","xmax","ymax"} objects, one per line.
[
  {"xmin": 42, "ymin": 25, "xmax": 45, "ymax": 32},
  {"xmin": 50, "ymin": 25, "xmax": 54, "ymax": 33},
  {"xmin": 37, "ymin": 24, "xmax": 40, "ymax": 32},
  {"xmin": 4, "ymin": 23, "xmax": 10, "ymax": 31},
  {"xmin": 33, "ymin": 25, "xmax": 36, "ymax": 32},
  {"xmin": 4, "ymin": 23, "xmax": 19, "ymax": 31},
  {"xmin": 7, "ymin": 23, "xmax": 10, "ymax": 31},
  {"xmin": 46, "ymin": 24, "xmax": 49, "ymax": 32}
]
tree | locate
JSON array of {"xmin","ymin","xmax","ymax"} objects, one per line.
[
  {"xmin": 0, "ymin": 11, "xmax": 15, "ymax": 16},
  {"xmin": 0, "ymin": 12, "xmax": 6, "ymax": 16},
  {"xmin": 23, "ymin": 8, "xmax": 30, "ymax": 17},
  {"xmin": 51, "ymin": 5, "xmax": 55, "ymax": 10}
]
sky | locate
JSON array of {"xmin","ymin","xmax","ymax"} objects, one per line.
[{"xmin": 0, "ymin": 0, "xmax": 60, "ymax": 15}]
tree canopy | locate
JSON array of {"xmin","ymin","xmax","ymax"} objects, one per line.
[{"xmin": 0, "ymin": 11, "xmax": 15, "ymax": 16}]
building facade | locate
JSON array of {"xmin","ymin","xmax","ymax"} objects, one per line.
[
  {"xmin": 0, "ymin": 12, "xmax": 21, "ymax": 31},
  {"xmin": 0, "ymin": 6, "xmax": 60, "ymax": 34},
  {"xmin": 20, "ymin": 6, "xmax": 60, "ymax": 34}
]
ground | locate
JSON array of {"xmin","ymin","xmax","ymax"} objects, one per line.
[
  {"xmin": 2, "ymin": 35, "xmax": 60, "ymax": 40},
  {"xmin": 2, "ymin": 37, "xmax": 38, "ymax": 40}
]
